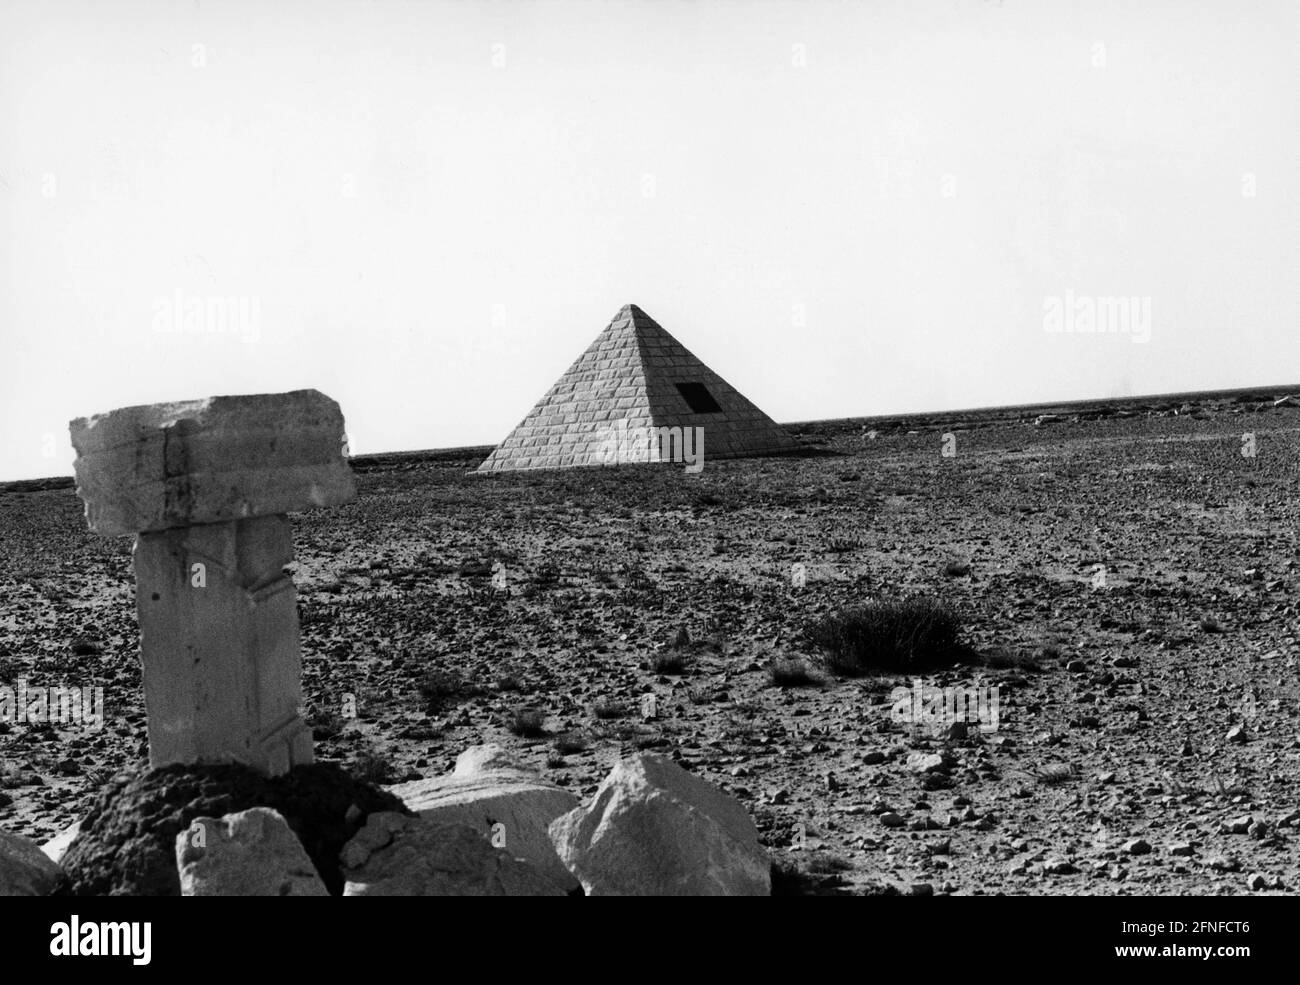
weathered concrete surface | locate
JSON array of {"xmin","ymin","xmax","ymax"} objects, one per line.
[
  {"xmin": 70, "ymin": 389, "xmax": 355, "ymax": 536},
  {"xmin": 69, "ymin": 389, "xmax": 355, "ymax": 777},
  {"xmin": 176, "ymin": 807, "xmax": 329, "ymax": 896},
  {"xmin": 387, "ymin": 744, "xmax": 580, "ymax": 891},
  {"xmin": 340, "ymin": 812, "xmax": 567, "ymax": 896},
  {"xmin": 549, "ymin": 752, "xmax": 771, "ymax": 896},
  {"xmin": 133, "ymin": 514, "xmax": 312, "ymax": 774}
]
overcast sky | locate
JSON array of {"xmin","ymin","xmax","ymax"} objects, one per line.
[{"xmin": 2, "ymin": 0, "xmax": 1297, "ymax": 480}]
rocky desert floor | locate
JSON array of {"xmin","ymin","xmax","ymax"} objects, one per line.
[{"xmin": 2, "ymin": 391, "xmax": 1298, "ymax": 895}]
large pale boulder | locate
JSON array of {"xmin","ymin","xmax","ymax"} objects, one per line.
[
  {"xmin": 340, "ymin": 812, "xmax": 566, "ymax": 896},
  {"xmin": 549, "ymin": 753, "xmax": 770, "ymax": 896},
  {"xmin": 451, "ymin": 743, "xmax": 528, "ymax": 776},
  {"xmin": 175, "ymin": 807, "xmax": 329, "ymax": 896},
  {"xmin": 1, "ymin": 828, "xmax": 65, "ymax": 896},
  {"xmin": 387, "ymin": 744, "xmax": 579, "ymax": 891}
]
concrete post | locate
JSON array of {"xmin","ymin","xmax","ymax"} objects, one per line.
[{"xmin": 69, "ymin": 390, "xmax": 356, "ymax": 776}]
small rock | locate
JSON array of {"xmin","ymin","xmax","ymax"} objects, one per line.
[
  {"xmin": 1246, "ymin": 872, "xmax": 1269, "ymax": 891},
  {"xmin": 342, "ymin": 813, "xmax": 565, "ymax": 896},
  {"xmin": 41, "ymin": 820, "xmax": 82, "ymax": 866},
  {"xmin": 548, "ymin": 753, "xmax": 769, "ymax": 896},
  {"xmin": 906, "ymin": 752, "xmax": 949, "ymax": 775},
  {"xmin": 1122, "ymin": 838, "xmax": 1152, "ymax": 856},
  {"xmin": 1226, "ymin": 725, "xmax": 1248, "ymax": 744},
  {"xmin": 387, "ymin": 745, "xmax": 580, "ymax": 891},
  {"xmin": 1222, "ymin": 815, "xmax": 1253, "ymax": 835},
  {"xmin": 1, "ymin": 828, "xmax": 64, "ymax": 896},
  {"xmin": 1168, "ymin": 842, "xmax": 1195, "ymax": 857},
  {"xmin": 879, "ymin": 812, "xmax": 905, "ymax": 828},
  {"xmin": 176, "ymin": 807, "xmax": 328, "ymax": 897}
]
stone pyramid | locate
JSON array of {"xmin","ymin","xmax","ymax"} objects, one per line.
[{"xmin": 476, "ymin": 304, "xmax": 799, "ymax": 472}]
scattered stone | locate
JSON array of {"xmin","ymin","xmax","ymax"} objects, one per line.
[
  {"xmin": 1, "ymin": 828, "xmax": 64, "ymax": 896},
  {"xmin": 1222, "ymin": 815, "xmax": 1253, "ymax": 835},
  {"xmin": 1044, "ymin": 858, "xmax": 1078, "ymax": 875},
  {"xmin": 906, "ymin": 752, "xmax": 949, "ymax": 775},
  {"xmin": 548, "ymin": 753, "xmax": 770, "ymax": 896},
  {"xmin": 176, "ymin": 807, "xmax": 328, "ymax": 896},
  {"xmin": 41, "ymin": 820, "xmax": 82, "ymax": 866},
  {"xmin": 387, "ymin": 744, "xmax": 580, "ymax": 891},
  {"xmin": 1207, "ymin": 855, "xmax": 1242, "ymax": 872},
  {"xmin": 341, "ymin": 813, "xmax": 565, "ymax": 896},
  {"xmin": 452, "ymin": 744, "xmax": 527, "ymax": 776},
  {"xmin": 61, "ymin": 762, "xmax": 409, "ymax": 896}
]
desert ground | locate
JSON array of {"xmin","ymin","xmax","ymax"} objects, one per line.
[{"xmin": 2, "ymin": 387, "xmax": 1298, "ymax": 895}]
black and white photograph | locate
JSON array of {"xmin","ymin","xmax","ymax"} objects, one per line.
[{"xmin": 0, "ymin": 0, "xmax": 1294, "ymax": 954}]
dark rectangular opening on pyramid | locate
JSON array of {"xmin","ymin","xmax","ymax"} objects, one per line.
[{"xmin": 675, "ymin": 382, "xmax": 722, "ymax": 414}]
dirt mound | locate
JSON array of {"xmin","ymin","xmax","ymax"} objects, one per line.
[{"xmin": 60, "ymin": 762, "xmax": 411, "ymax": 896}]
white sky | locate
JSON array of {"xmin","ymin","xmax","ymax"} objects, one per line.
[{"xmin": 2, "ymin": 0, "xmax": 1297, "ymax": 480}]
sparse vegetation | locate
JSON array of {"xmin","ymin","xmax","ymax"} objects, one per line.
[
  {"xmin": 650, "ymin": 650, "xmax": 689, "ymax": 675},
  {"xmin": 592, "ymin": 699, "xmax": 631, "ymax": 720},
  {"xmin": 417, "ymin": 668, "xmax": 481, "ymax": 715},
  {"xmin": 768, "ymin": 657, "xmax": 820, "ymax": 688},
  {"xmin": 805, "ymin": 596, "xmax": 962, "ymax": 675},
  {"xmin": 1035, "ymin": 762, "xmax": 1076, "ymax": 786},
  {"xmin": 979, "ymin": 646, "xmax": 1042, "ymax": 671},
  {"xmin": 494, "ymin": 674, "xmax": 524, "ymax": 693},
  {"xmin": 769, "ymin": 856, "xmax": 857, "ymax": 896},
  {"xmin": 551, "ymin": 731, "xmax": 587, "ymax": 755},
  {"xmin": 351, "ymin": 746, "xmax": 396, "ymax": 784},
  {"xmin": 308, "ymin": 706, "xmax": 346, "ymax": 740},
  {"xmin": 508, "ymin": 707, "xmax": 547, "ymax": 738}
]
